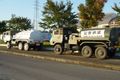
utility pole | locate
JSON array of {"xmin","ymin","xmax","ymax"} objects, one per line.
[{"xmin": 34, "ymin": 0, "xmax": 39, "ymax": 30}]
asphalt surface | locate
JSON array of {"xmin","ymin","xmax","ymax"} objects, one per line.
[
  {"xmin": 0, "ymin": 53, "xmax": 120, "ymax": 80},
  {"xmin": 0, "ymin": 46, "xmax": 120, "ymax": 72}
]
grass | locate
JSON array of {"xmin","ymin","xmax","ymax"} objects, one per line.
[{"xmin": 0, "ymin": 40, "xmax": 5, "ymax": 44}]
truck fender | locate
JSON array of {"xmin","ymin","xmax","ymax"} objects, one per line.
[{"xmin": 79, "ymin": 42, "xmax": 108, "ymax": 48}]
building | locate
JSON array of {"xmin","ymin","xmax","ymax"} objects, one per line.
[{"xmin": 98, "ymin": 13, "xmax": 119, "ymax": 28}]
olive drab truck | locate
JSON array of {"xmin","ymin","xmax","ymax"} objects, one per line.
[{"xmin": 50, "ymin": 27, "xmax": 120, "ymax": 59}]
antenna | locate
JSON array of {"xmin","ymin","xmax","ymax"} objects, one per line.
[{"xmin": 34, "ymin": 0, "xmax": 39, "ymax": 30}]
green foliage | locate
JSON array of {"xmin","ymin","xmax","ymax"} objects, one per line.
[
  {"xmin": 40, "ymin": 0, "xmax": 78, "ymax": 30},
  {"xmin": 112, "ymin": 3, "xmax": 120, "ymax": 13},
  {"xmin": 0, "ymin": 40, "xmax": 5, "ymax": 44},
  {"xmin": 112, "ymin": 3, "xmax": 120, "ymax": 25},
  {"xmin": 0, "ymin": 21, "xmax": 7, "ymax": 34},
  {"xmin": 8, "ymin": 17, "xmax": 32, "ymax": 31},
  {"xmin": 78, "ymin": 0, "xmax": 107, "ymax": 28}
]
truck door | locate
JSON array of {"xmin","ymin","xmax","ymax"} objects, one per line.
[
  {"xmin": 63, "ymin": 28, "xmax": 78, "ymax": 43},
  {"xmin": 63, "ymin": 28, "xmax": 73, "ymax": 43},
  {"xmin": 2, "ymin": 31, "xmax": 11, "ymax": 42},
  {"xmin": 63, "ymin": 29, "xmax": 68, "ymax": 43},
  {"xmin": 50, "ymin": 29, "xmax": 63, "ymax": 45}
]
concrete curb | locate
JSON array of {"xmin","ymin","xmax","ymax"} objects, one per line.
[
  {"xmin": 0, "ymin": 50, "xmax": 120, "ymax": 71},
  {"xmin": 0, "ymin": 44, "xmax": 6, "ymax": 47}
]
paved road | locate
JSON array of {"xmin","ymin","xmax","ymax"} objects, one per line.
[{"xmin": 0, "ymin": 53, "xmax": 120, "ymax": 80}]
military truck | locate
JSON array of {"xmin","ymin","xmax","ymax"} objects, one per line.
[
  {"xmin": 5, "ymin": 29, "xmax": 51, "ymax": 51},
  {"xmin": 50, "ymin": 27, "xmax": 120, "ymax": 59}
]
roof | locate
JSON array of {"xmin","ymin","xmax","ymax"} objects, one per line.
[{"xmin": 98, "ymin": 13, "xmax": 117, "ymax": 25}]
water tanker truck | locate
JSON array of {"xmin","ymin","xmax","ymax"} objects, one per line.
[
  {"xmin": 50, "ymin": 27, "xmax": 120, "ymax": 59},
  {"xmin": 5, "ymin": 29, "xmax": 51, "ymax": 51}
]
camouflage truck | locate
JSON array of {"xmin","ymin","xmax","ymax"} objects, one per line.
[{"xmin": 50, "ymin": 27, "xmax": 120, "ymax": 59}]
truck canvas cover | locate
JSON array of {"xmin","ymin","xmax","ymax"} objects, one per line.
[{"xmin": 14, "ymin": 29, "xmax": 51, "ymax": 42}]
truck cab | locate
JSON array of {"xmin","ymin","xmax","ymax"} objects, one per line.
[
  {"xmin": 50, "ymin": 27, "xmax": 78, "ymax": 54},
  {"xmin": 2, "ymin": 31, "xmax": 12, "ymax": 43},
  {"xmin": 2, "ymin": 30, "xmax": 18, "ymax": 43}
]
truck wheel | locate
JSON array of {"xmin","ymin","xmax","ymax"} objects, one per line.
[
  {"xmin": 81, "ymin": 46, "xmax": 92, "ymax": 58},
  {"xmin": 95, "ymin": 47, "xmax": 107, "ymax": 59},
  {"xmin": 6, "ymin": 42, "xmax": 11, "ymax": 49},
  {"xmin": 18, "ymin": 42, "xmax": 23, "ymax": 50},
  {"xmin": 24, "ymin": 43, "xmax": 29, "ymax": 51},
  {"xmin": 54, "ymin": 44, "xmax": 63, "ymax": 55}
]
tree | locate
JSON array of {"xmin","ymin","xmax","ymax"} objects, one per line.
[
  {"xmin": 112, "ymin": 3, "xmax": 120, "ymax": 13},
  {"xmin": 8, "ymin": 16, "xmax": 32, "ymax": 31},
  {"xmin": 0, "ymin": 21, "xmax": 7, "ymax": 34},
  {"xmin": 78, "ymin": 0, "xmax": 107, "ymax": 28},
  {"xmin": 112, "ymin": 3, "xmax": 120, "ymax": 25},
  {"xmin": 40, "ymin": 0, "xmax": 78, "ymax": 30}
]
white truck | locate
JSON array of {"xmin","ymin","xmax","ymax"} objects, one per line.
[
  {"xmin": 5, "ymin": 29, "xmax": 51, "ymax": 51},
  {"xmin": 50, "ymin": 27, "xmax": 120, "ymax": 59},
  {"xmin": 2, "ymin": 31, "xmax": 18, "ymax": 43}
]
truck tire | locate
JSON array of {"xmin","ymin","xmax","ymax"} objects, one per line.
[
  {"xmin": 6, "ymin": 42, "xmax": 11, "ymax": 49},
  {"xmin": 95, "ymin": 47, "xmax": 107, "ymax": 59},
  {"xmin": 81, "ymin": 46, "xmax": 92, "ymax": 58},
  {"xmin": 54, "ymin": 44, "xmax": 63, "ymax": 55},
  {"xmin": 18, "ymin": 42, "xmax": 23, "ymax": 50},
  {"xmin": 24, "ymin": 43, "xmax": 30, "ymax": 51}
]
